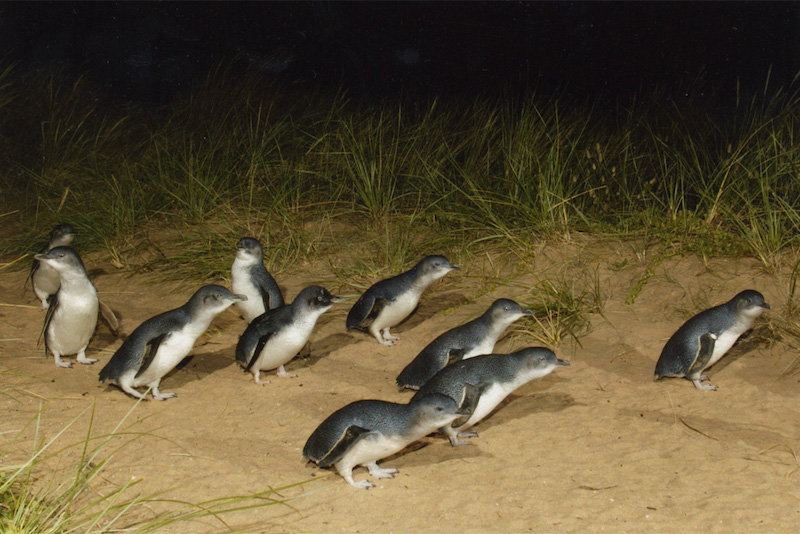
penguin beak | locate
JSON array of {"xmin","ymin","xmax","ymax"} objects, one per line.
[
  {"xmin": 34, "ymin": 252, "xmax": 52, "ymax": 261},
  {"xmin": 762, "ymin": 302, "xmax": 771, "ymax": 310},
  {"xmin": 450, "ymin": 264, "xmax": 461, "ymax": 270},
  {"xmin": 521, "ymin": 308, "xmax": 534, "ymax": 316},
  {"xmin": 231, "ymin": 294, "xmax": 248, "ymax": 302},
  {"xmin": 330, "ymin": 296, "xmax": 347, "ymax": 304},
  {"xmin": 556, "ymin": 358, "xmax": 571, "ymax": 366}
]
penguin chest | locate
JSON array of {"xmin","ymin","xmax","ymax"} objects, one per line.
[
  {"xmin": 47, "ymin": 291, "xmax": 98, "ymax": 355},
  {"xmin": 372, "ymin": 290, "xmax": 421, "ymax": 330},
  {"xmin": 704, "ymin": 328, "xmax": 742, "ymax": 369},
  {"xmin": 33, "ymin": 263, "xmax": 60, "ymax": 300},
  {"xmin": 231, "ymin": 264, "xmax": 265, "ymax": 322},
  {"xmin": 335, "ymin": 433, "xmax": 407, "ymax": 470},
  {"xmin": 462, "ymin": 382, "xmax": 514, "ymax": 430},
  {"xmin": 462, "ymin": 336, "xmax": 496, "ymax": 360},
  {"xmin": 253, "ymin": 319, "xmax": 316, "ymax": 371},
  {"xmin": 133, "ymin": 326, "xmax": 201, "ymax": 385}
]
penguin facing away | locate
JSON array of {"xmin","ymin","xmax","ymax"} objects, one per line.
[
  {"xmin": 303, "ymin": 391, "xmax": 475, "ymax": 489},
  {"xmin": 654, "ymin": 289, "xmax": 770, "ymax": 391},
  {"xmin": 231, "ymin": 237, "xmax": 284, "ymax": 323},
  {"xmin": 99, "ymin": 285, "xmax": 246, "ymax": 400},
  {"xmin": 412, "ymin": 347, "xmax": 570, "ymax": 446},
  {"xmin": 36, "ymin": 246, "xmax": 99, "ymax": 368},
  {"xmin": 236, "ymin": 285, "xmax": 344, "ymax": 385},
  {"xmin": 28, "ymin": 223, "xmax": 77, "ymax": 309},
  {"xmin": 396, "ymin": 298, "xmax": 533, "ymax": 390},
  {"xmin": 346, "ymin": 255, "xmax": 459, "ymax": 346}
]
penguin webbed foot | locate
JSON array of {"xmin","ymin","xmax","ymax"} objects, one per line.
[
  {"xmin": 54, "ymin": 356, "xmax": 72, "ymax": 368},
  {"xmin": 152, "ymin": 388, "xmax": 177, "ymax": 401},
  {"xmin": 692, "ymin": 378, "xmax": 717, "ymax": 391},
  {"xmin": 342, "ymin": 470, "xmax": 375, "ymax": 490},
  {"xmin": 276, "ymin": 366, "xmax": 297, "ymax": 379},
  {"xmin": 382, "ymin": 328, "xmax": 400, "ymax": 342},
  {"xmin": 366, "ymin": 462, "xmax": 397, "ymax": 480},
  {"xmin": 77, "ymin": 354, "xmax": 97, "ymax": 365}
]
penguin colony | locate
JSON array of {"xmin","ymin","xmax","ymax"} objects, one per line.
[{"xmin": 24, "ymin": 224, "xmax": 771, "ymax": 489}]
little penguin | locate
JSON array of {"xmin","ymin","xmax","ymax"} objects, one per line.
[
  {"xmin": 36, "ymin": 246, "xmax": 99, "ymax": 368},
  {"xmin": 396, "ymin": 298, "xmax": 533, "ymax": 390},
  {"xmin": 27, "ymin": 223, "xmax": 77, "ymax": 309},
  {"xmin": 412, "ymin": 347, "xmax": 570, "ymax": 446},
  {"xmin": 654, "ymin": 289, "xmax": 770, "ymax": 391},
  {"xmin": 302, "ymin": 392, "xmax": 475, "ymax": 489},
  {"xmin": 236, "ymin": 285, "xmax": 344, "ymax": 384},
  {"xmin": 231, "ymin": 237, "xmax": 284, "ymax": 323},
  {"xmin": 346, "ymin": 255, "xmax": 459, "ymax": 345},
  {"xmin": 99, "ymin": 285, "xmax": 246, "ymax": 400}
]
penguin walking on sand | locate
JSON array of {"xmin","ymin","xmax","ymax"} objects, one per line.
[
  {"xmin": 27, "ymin": 223, "xmax": 77, "ymax": 309},
  {"xmin": 36, "ymin": 246, "xmax": 99, "ymax": 368},
  {"xmin": 231, "ymin": 237, "xmax": 284, "ymax": 323},
  {"xmin": 303, "ymin": 392, "xmax": 476, "ymax": 489},
  {"xmin": 396, "ymin": 298, "xmax": 533, "ymax": 390},
  {"xmin": 99, "ymin": 285, "xmax": 246, "ymax": 400},
  {"xmin": 654, "ymin": 289, "xmax": 770, "ymax": 391},
  {"xmin": 236, "ymin": 285, "xmax": 344, "ymax": 385},
  {"xmin": 346, "ymin": 255, "xmax": 459, "ymax": 346},
  {"xmin": 412, "ymin": 347, "xmax": 570, "ymax": 446}
]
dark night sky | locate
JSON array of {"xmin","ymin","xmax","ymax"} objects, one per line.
[{"xmin": 2, "ymin": 2, "xmax": 799, "ymax": 106}]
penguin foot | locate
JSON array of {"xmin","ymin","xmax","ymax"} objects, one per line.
[
  {"xmin": 377, "ymin": 338, "xmax": 396, "ymax": 346},
  {"xmin": 276, "ymin": 366, "xmax": 297, "ymax": 379},
  {"xmin": 153, "ymin": 391, "xmax": 177, "ymax": 401},
  {"xmin": 692, "ymin": 379, "xmax": 717, "ymax": 391},
  {"xmin": 448, "ymin": 430, "xmax": 478, "ymax": 447},
  {"xmin": 381, "ymin": 329, "xmax": 400, "ymax": 342},
  {"xmin": 77, "ymin": 355, "xmax": 97, "ymax": 365},
  {"xmin": 347, "ymin": 478, "xmax": 375, "ymax": 490},
  {"xmin": 120, "ymin": 384, "xmax": 148, "ymax": 400},
  {"xmin": 54, "ymin": 356, "xmax": 72, "ymax": 368},
  {"xmin": 366, "ymin": 462, "xmax": 397, "ymax": 480}
]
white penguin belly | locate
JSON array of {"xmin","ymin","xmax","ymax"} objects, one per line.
[
  {"xmin": 47, "ymin": 292, "xmax": 98, "ymax": 355},
  {"xmin": 462, "ymin": 337, "xmax": 497, "ymax": 360},
  {"xmin": 132, "ymin": 327, "xmax": 201, "ymax": 386},
  {"xmin": 461, "ymin": 382, "xmax": 515, "ymax": 430},
  {"xmin": 372, "ymin": 290, "xmax": 421, "ymax": 331},
  {"xmin": 705, "ymin": 329, "xmax": 743, "ymax": 368},
  {"xmin": 232, "ymin": 264, "xmax": 265, "ymax": 322},
  {"xmin": 336, "ymin": 434, "xmax": 408, "ymax": 470},
  {"xmin": 253, "ymin": 319, "xmax": 316, "ymax": 371},
  {"xmin": 33, "ymin": 264, "xmax": 61, "ymax": 301}
]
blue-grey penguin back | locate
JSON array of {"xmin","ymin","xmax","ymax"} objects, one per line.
[{"xmin": 654, "ymin": 289, "xmax": 770, "ymax": 379}]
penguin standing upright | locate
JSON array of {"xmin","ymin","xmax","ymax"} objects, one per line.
[
  {"xmin": 396, "ymin": 298, "xmax": 533, "ymax": 390},
  {"xmin": 231, "ymin": 237, "xmax": 284, "ymax": 323},
  {"xmin": 346, "ymin": 255, "xmax": 459, "ymax": 345},
  {"xmin": 654, "ymin": 289, "xmax": 770, "ymax": 390},
  {"xmin": 99, "ymin": 285, "xmax": 246, "ymax": 400},
  {"xmin": 27, "ymin": 223, "xmax": 77, "ymax": 309},
  {"xmin": 36, "ymin": 246, "xmax": 99, "ymax": 368}
]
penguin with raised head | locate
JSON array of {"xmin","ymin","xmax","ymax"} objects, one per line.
[
  {"xmin": 654, "ymin": 289, "xmax": 770, "ymax": 391},
  {"xmin": 236, "ymin": 285, "xmax": 344, "ymax": 384},
  {"xmin": 412, "ymin": 347, "xmax": 570, "ymax": 446},
  {"xmin": 346, "ymin": 255, "xmax": 459, "ymax": 346},
  {"xmin": 27, "ymin": 223, "xmax": 77, "ymax": 309},
  {"xmin": 36, "ymin": 246, "xmax": 99, "ymax": 368},
  {"xmin": 231, "ymin": 237, "xmax": 284, "ymax": 323},
  {"xmin": 99, "ymin": 285, "xmax": 246, "ymax": 400},
  {"xmin": 303, "ymin": 391, "xmax": 475, "ymax": 489},
  {"xmin": 396, "ymin": 298, "xmax": 533, "ymax": 390}
]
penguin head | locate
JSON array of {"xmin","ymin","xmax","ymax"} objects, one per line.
[
  {"xmin": 49, "ymin": 223, "xmax": 77, "ymax": 247},
  {"xmin": 408, "ymin": 392, "xmax": 464, "ymax": 429},
  {"xmin": 487, "ymin": 298, "xmax": 533, "ymax": 322},
  {"xmin": 34, "ymin": 246, "xmax": 86, "ymax": 275},
  {"xmin": 415, "ymin": 255, "xmax": 460, "ymax": 280},
  {"xmin": 518, "ymin": 347, "xmax": 571, "ymax": 371},
  {"xmin": 235, "ymin": 237, "xmax": 264, "ymax": 263},
  {"xmin": 295, "ymin": 285, "xmax": 346, "ymax": 310},
  {"xmin": 189, "ymin": 285, "xmax": 247, "ymax": 314},
  {"xmin": 732, "ymin": 290, "xmax": 770, "ymax": 318}
]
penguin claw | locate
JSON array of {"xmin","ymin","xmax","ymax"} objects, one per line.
[{"xmin": 692, "ymin": 379, "xmax": 717, "ymax": 391}]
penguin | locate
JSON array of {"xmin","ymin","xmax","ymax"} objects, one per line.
[
  {"xmin": 98, "ymin": 285, "xmax": 246, "ymax": 400},
  {"xmin": 412, "ymin": 347, "xmax": 570, "ymax": 446},
  {"xmin": 27, "ymin": 223, "xmax": 77, "ymax": 309},
  {"xmin": 231, "ymin": 237, "xmax": 284, "ymax": 323},
  {"xmin": 302, "ymin": 391, "xmax": 476, "ymax": 489},
  {"xmin": 346, "ymin": 255, "xmax": 459, "ymax": 345},
  {"xmin": 236, "ymin": 285, "xmax": 344, "ymax": 384},
  {"xmin": 654, "ymin": 289, "xmax": 770, "ymax": 391},
  {"xmin": 35, "ymin": 246, "xmax": 99, "ymax": 368},
  {"xmin": 396, "ymin": 298, "xmax": 533, "ymax": 390}
]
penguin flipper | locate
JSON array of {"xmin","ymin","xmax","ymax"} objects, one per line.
[
  {"xmin": 135, "ymin": 334, "xmax": 169, "ymax": 378},
  {"xmin": 446, "ymin": 348, "xmax": 468, "ymax": 366},
  {"xmin": 452, "ymin": 382, "xmax": 485, "ymax": 428},
  {"xmin": 346, "ymin": 292, "xmax": 378, "ymax": 331},
  {"xmin": 317, "ymin": 425, "xmax": 373, "ymax": 467},
  {"xmin": 254, "ymin": 269, "xmax": 284, "ymax": 310},
  {"xmin": 39, "ymin": 293, "xmax": 59, "ymax": 352},
  {"xmin": 688, "ymin": 332, "xmax": 717, "ymax": 377},
  {"xmin": 23, "ymin": 259, "xmax": 39, "ymax": 296},
  {"xmin": 98, "ymin": 299, "xmax": 120, "ymax": 336},
  {"xmin": 245, "ymin": 333, "xmax": 274, "ymax": 372}
]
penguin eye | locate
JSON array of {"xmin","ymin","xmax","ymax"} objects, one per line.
[
  {"xmin": 316, "ymin": 296, "xmax": 323, "ymax": 302},
  {"xmin": 435, "ymin": 405, "xmax": 444, "ymax": 412}
]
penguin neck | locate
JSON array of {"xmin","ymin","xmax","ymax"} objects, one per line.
[{"xmin": 59, "ymin": 269, "xmax": 95, "ymax": 292}]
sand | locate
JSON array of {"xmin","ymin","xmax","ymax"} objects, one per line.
[{"xmin": 2, "ymin": 236, "xmax": 799, "ymax": 533}]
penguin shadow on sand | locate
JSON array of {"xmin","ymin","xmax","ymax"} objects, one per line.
[
  {"xmin": 395, "ymin": 291, "xmax": 469, "ymax": 331},
  {"xmin": 293, "ymin": 333, "xmax": 354, "ymax": 368},
  {"xmin": 159, "ymin": 345, "xmax": 235, "ymax": 389}
]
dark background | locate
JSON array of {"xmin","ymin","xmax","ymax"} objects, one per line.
[{"xmin": 2, "ymin": 1, "xmax": 799, "ymax": 107}]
